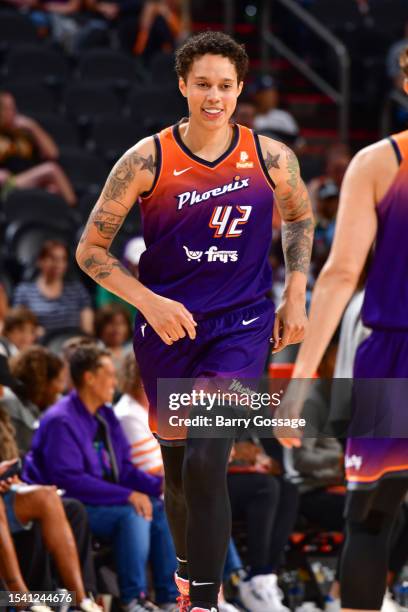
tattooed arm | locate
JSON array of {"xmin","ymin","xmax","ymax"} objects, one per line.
[
  {"xmin": 76, "ymin": 138, "xmax": 196, "ymax": 345},
  {"xmin": 259, "ymin": 136, "xmax": 314, "ymax": 353}
]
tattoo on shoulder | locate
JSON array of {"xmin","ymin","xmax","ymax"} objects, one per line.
[
  {"xmin": 103, "ymin": 149, "xmax": 156, "ymax": 204},
  {"xmin": 276, "ymin": 144, "xmax": 310, "ymax": 221},
  {"xmin": 282, "ymin": 218, "xmax": 314, "ymax": 275},
  {"xmin": 264, "ymin": 151, "xmax": 280, "ymax": 170}
]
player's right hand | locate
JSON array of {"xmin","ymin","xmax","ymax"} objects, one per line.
[{"xmin": 140, "ymin": 292, "xmax": 197, "ymax": 345}]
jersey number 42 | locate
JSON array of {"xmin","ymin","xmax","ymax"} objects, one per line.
[{"xmin": 209, "ymin": 205, "xmax": 252, "ymax": 238}]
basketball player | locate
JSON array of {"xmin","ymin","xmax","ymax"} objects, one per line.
[
  {"xmin": 276, "ymin": 47, "xmax": 408, "ymax": 612},
  {"xmin": 77, "ymin": 32, "xmax": 313, "ymax": 612}
]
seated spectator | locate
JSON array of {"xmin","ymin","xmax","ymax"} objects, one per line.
[
  {"xmin": 114, "ymin": 353, "xmax": 162, "ymax": 474},
  {"xmin": 13, "ymin": 240, "xmax": 94, "ymax": 337},
  {"xmin": 2, "ymin": 346, "xmax": 66, "ymax": 453},
  {"xmin": 0, "ymin": 92, "xmax": 76, "ymax": 206},
  {"xmin": 233, "ymin": 100, "xmax": 256, "ymax": 129},
  {"xmin": 386, "ymin": 20, "xmax": 408, "ymax": 88},
  {"xmin": 0, "ymin": 461, "xmax": 99, "ymax": 610},
  {"xmin": 0, "ymin": 356, "xmax": 97, "ymax": 599},
  {"xmin": 0, "ymin": 306, "xmax": 38, "ymax": 359},
  {"xmin": 311, "ymin": 180, "xmax": 339, "ymax": 280},
  {"xmin": 23, "ymin": 344, "xmax": 176, "ymax": 611},
  {"xmin": 307, "ymin": 143, "xmax": 351, "ymax": 210},
  {"xmin": 132, "ymin": 0, "xmax": 182, "ymax": 56},
  {"xmin": 95, "ymin": 304, "xmax": 133, "ymax": 376},
  {"xmin": 228, "ymin": 436, "xmax": 297, "ymax": 612},
  {"xmin": 252, "ymin": 75, "xmax": 299, "ymax": 145}
]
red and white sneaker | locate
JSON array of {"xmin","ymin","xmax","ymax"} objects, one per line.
[{"xmin": 176, "ymin": 594, "xmax": 191, "ymax": 612}]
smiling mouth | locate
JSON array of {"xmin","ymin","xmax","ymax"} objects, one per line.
[{"xmin": 202, "ymin": 108, "xmax": 224, "ymax": 118}]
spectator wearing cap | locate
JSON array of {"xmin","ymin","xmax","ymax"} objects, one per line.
[
  {"xmin": 23, "ymin": 344, "xmax": 175, "ymax": 610},
  {"xmin": 0, "ymin": 307, "xmax": 38, "ymax": 359},
  {"xmin": 251, "ymin": 75, "xmax": 299, "ymax": 145},
  {"xmin": 307, "ymin": 143, "xmax": 351, "ymax": 210},
  {"xmin": 311, "ymin": 180, "xmax": 339, "ymax": 280}
]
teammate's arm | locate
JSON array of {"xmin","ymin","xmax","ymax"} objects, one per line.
[
  {"xmin": 259, "ymin": 137, "xmax": 314, "ymax": 352},
  {"xmin": 76, "ymin": 138, "xmax": 196, "ymax": 345},
  {"xmin": 276, "ymin": 145, "xmax": 379, "ymax": 448},
  {"xmin": 292, "ymin": 146, "xmax": 378, "ymax": 378}
]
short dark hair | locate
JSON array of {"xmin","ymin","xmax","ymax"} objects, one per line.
[
  {"xmin": 400, "ymin": 46, "xmax": 408, "ymax": 78},
  {"xmin": 61, "ymin": 336, "xmax": 96, "ymax": 362},
  {"xmin": 95, "ymin": 304, "xmax": 132, "ymax": 341},
  {"xmin": 175, "ymin": 31, "xmax": 249, "ymax": 84},
  {"xmin": 4, "ymin": 306, "xmax": 37, "ymax": 335},
  {"xmin": 38, "ymin": 239, "xmax": 69, "ymax": 261},
  {"xmin": 68, "ymin": 345, "xmax": 111, "ymax": 388}
]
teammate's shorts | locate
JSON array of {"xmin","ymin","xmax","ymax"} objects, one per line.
[
  {"xmin": 133, "ymin": 299, "xmax": 274, "ymax": 444},
  {"xmin": 345, "ymin": 329, "xmax": 408, "ymax": 519}
]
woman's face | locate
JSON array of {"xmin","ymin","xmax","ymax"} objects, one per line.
[
  {"xmin": 100, "ymin": 314, "xmax": 130, "ymax": 348},
  {"xmin": 44, "ymin": 367, "xmax": 67, "ymax": 408},
  {"xmin": 38, "ymin": 246, "xmax": 68, "ymax": 280},
  {"xmin": 85, "ymin": 356, "xmax": 117, "ymax": 405},
  {"xmin": 179, "ymin": 54, "xmax": 243, "ymax": 131}
]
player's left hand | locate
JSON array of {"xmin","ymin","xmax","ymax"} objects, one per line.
[{"xmin": 272, "ymin": 297, "xmax": 307, "ymax": 354}]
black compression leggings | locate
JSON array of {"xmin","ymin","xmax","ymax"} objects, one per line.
[
  {"xmin": 161, "ymin": 438, "xmax": 234, "ymax": 608},
  {"xmin": 341, "ymin": 479, "xmax": 408, "ymax": 610}
]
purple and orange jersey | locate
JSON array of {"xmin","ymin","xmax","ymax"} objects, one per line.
[
  {"xmin": 133, "ymin": 122, "xmax": 276, "ymax": 441},
  {"xmin": 138, "ymin": 122, "xmax": 275, "ymax": 316},
  {"xmin": 362, "ymin": 130, "xmax": 408, "ymax": 331},
  {"xmin": 346, "ymin": 130, "xmax": 408, "ymax": 489}
]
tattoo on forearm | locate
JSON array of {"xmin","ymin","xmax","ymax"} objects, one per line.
[
  {"xmin": 103, "ymin": 150, "xmax": 156, "ymax": 204},
  {"xmin": 282, "ymin": 218, "xmax": 314, "ymax": 274},
  {"xmin": 93, "ymin": 207, "xmax": 124, "ymax": 240},
  {"xmin": 264, "ymin": 151, "xmax": 280, "ymax": 170},
  {"xmin": 81, "ymin": 251, "xmax": 133, "ymax": 282},
  {"xmin": 79, "ymin": 200, "xmax": 126, "ymax": 245}
]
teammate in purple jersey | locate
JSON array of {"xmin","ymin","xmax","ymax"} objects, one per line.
[
  {"xmin": 277, "ymin": 47, "xmax": 408, "ymax": 612},
  {"xmin": 77, "ymin": 32, "xmax": 313, "ymax": 612}
]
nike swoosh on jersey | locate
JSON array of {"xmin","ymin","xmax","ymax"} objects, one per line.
[
  {"xmin": 173, "ymin": 167, "xmax": 192, "ymax": 176},
  {"xmin": 191, "ymin": 580, "xmax": 215, "ymax": 586},
  {"xmin": 242, "ymin": 316, "xmax": 260, "ymax": 326}
]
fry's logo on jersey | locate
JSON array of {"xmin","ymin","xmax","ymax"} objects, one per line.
[
  {"xmin": 176, "ymin": 177, "xmax": 250, "ymax": 210},
  {"xmin": 183, "ymin": 246, "xmax": 238, "ymax": 263},
  {"xmin": 345, "ymin": 454, "xmax": 363, "ymax": 471}
]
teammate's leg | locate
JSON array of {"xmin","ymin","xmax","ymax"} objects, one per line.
[
  {"xmin": 183, "ymin": 437, "xmax": 234, "ymax": 610},
  {"xmin": 341, "ymin": 478, "xmax": 408, "ymax": 611}
]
